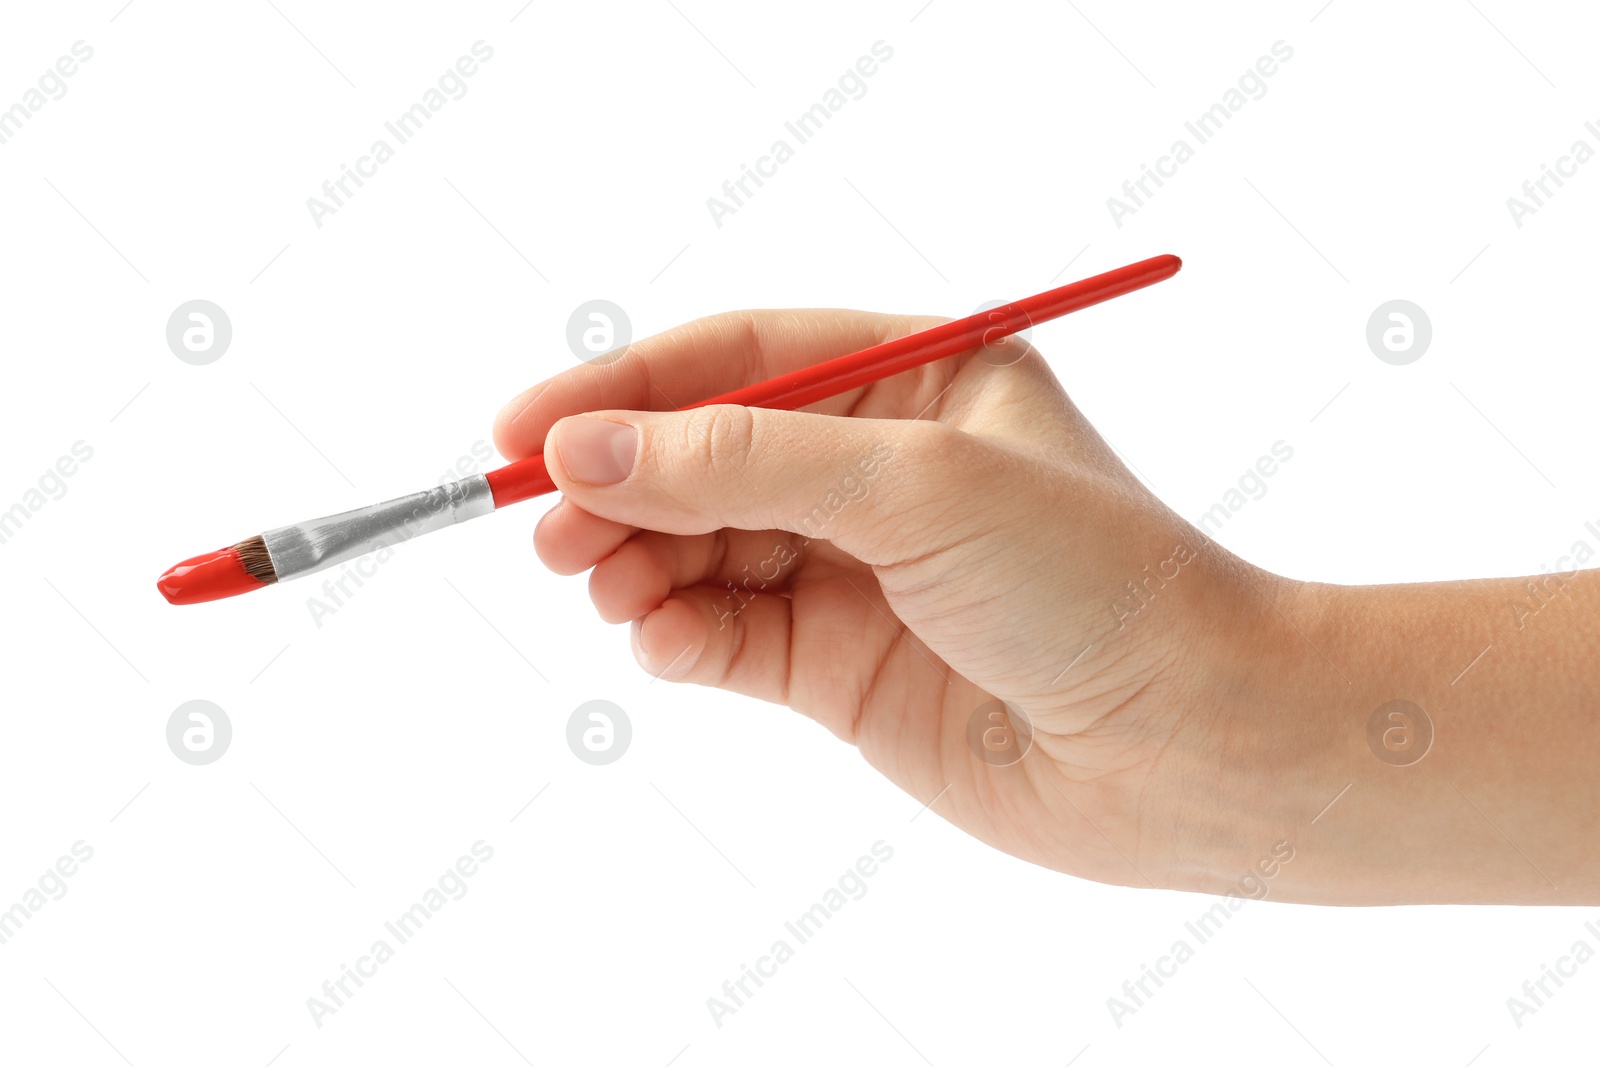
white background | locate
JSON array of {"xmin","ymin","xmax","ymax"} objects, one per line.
[{"xmin": 1, "ymin": 1, "xmax": 1597, "ymax": 1064}]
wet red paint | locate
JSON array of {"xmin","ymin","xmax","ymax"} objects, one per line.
[
  {"xmin": 162, "ymin": 254, "xmax": 1185, "ymax": 603},
  {"xmin": 157, "ymin": 546, "xmax": 266, "ymax": 605}
]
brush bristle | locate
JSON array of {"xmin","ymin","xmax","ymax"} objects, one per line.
[{"xmin": 233, "ymin": 535, "xmax": 278, "ymax": 584}]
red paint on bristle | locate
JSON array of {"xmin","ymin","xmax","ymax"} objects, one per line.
[
  {"xmin": 157, "ymin": 546, "xmax": 267, "ymax": 605},
  {"xmin": 159, "ymin": 254, "xmax": 1184, "ymax": 604}
]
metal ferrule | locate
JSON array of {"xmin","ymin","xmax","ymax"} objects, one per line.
[{"xmin": 261, "ymin": 474, "xmax": 495, "ymax": 583}]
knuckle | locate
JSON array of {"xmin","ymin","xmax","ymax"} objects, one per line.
[
  {"xmin": 895, "ymin": 417, "xmax": 965, "ymax": 467},
  {"xmin": 886, "ymin": 421, "xmax": 993, "ymax": 521},
  {"xmin": 685, "ymin": 404, "xmax": 757, "ymax": 481}
]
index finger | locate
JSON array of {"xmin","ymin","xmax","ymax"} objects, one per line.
[{"xmin": 493, "ymin": 307, "xmax": 943, "ymax": 461}]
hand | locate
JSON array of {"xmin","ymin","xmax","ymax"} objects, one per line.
[
  {"xmin": 495, "ymin": 308, "xmax": 1600, "ymax": 905},
  {"xmin": 493, "ymin": 309, "xmax": 1274, "ymax": 893}
]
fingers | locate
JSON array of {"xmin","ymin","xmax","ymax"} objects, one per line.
[
  {"xmin": 493, "ymin": 309, "xmax": 946, "ymax": 461},
  {"xmin": 532, "ymin": 500, "xmax": 635, "ymax": 576},
  {"xmin": 589, "ymin": 533, "xmax": 699, "ymax": 624},
  {"xmin": 542, "ymin": 404, "xmax": 1001, "ymax": 569},
  {"xmin": 630, "ymin": 586, "xmax": 793, "ymax": 706},
  {"xmin": 537, "ymin": 495, "xmax": 808, "ymax": 623},
  {"xmin": 588, "ymin": 528, "xmax": 804, "ymax": 624}
]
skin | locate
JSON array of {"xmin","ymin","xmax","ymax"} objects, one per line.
[{"xmin": 494, "ymin": 309, "xmax": 1600, "ymax": 905}]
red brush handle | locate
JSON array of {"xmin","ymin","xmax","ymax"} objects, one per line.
[{"xmin": 484, "ymin": 253, "xmax": 1181, "ymax": 507}]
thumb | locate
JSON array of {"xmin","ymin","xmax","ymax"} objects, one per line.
[{"xmin": 542, "ymin": 405, "xmax": 997, "ymax": 567}]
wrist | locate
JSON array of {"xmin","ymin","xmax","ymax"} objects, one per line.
[
  {"xmin": 1164, "ymin": 566, "xmax": 1358, "ymax": 901},
  {"xmin": 1190, "ymin": 572, "xmax": 1595, "ymax": 905}
]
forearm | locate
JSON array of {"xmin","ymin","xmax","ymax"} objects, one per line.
[{"xmin": 1206, "ymin": 568, "xmax": 1600, "ymax": 905}]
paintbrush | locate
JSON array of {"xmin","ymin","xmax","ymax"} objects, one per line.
[{"xmin": 157, "ymin": 254, "xmax": 1182, "ymax": 605}]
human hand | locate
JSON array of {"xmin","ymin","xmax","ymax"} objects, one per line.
[
  {"xmin": 495, "ymin": 308, "xmax": 1600, "ymax": 905},
  {"xmin": 493, "ymin": 308, "xmax": 1278, "ymax": 894}
]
